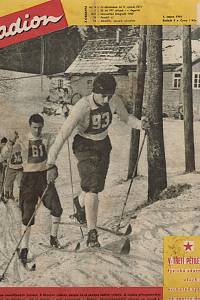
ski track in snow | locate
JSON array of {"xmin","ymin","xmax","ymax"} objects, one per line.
[{"xmin": 1, "ymin": 98, "xmax": 200, "ymax": 286}]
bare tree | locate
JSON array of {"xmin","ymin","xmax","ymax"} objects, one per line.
[
  {"xmin": 146, "ymin": 26, "xmax": 167, "ymax": 202},
  {"xmin": 182, "ymin": 26, "xmax": 195, "ymax": 172},
  {"xmin": 127, "ymin": 26, "xmax": 147, "ymax": 179}
]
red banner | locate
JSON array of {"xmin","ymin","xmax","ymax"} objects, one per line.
[
  {"xmin": 0, "ymin": 287, "xmax": 163, "ymax": 300},
  {"xmin": 0, "ymin": 0, "xmax": 68, "ymax": 48}
]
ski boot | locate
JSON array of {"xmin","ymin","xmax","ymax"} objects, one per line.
[
  {"xmin": 19, "ymin": 248, "xmax": 28, "ymax": 266},
  {"xmin": 87, "ymin": 229, "xmax": 100, "ymax": 248},
  {"xmin": 72, "ymin": 196, "xmax": 86, "ymax": 224},
  {"xmin": 50, "ymin": 235, "xmax": 62, "ymax": 249}
]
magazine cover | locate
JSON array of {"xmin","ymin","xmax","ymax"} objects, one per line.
[{"xmin": 0, "ymin": 1, "xmax": 200, "ymax": 299}]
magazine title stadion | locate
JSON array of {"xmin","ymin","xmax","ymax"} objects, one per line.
[
  {"xmin": 0, "ymin": 0, "xmax": 67, "ymax": 48},
  {"xmin": 0, "ymin": 14, "xmax": 63, "ymax": 40}
]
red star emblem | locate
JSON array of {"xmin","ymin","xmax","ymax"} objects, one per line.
[{"xmin": 184, "ymin": 242, "xmax": 193, "ymax": 251}]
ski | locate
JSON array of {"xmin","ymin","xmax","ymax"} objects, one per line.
[
  {"xmin": 16, "ymin": 248, "xmax": 36, "ymax": 271},
  {"xmin": 98, "ymin": 224, "xmax": 132, "ymax": 236},
  {"xmin": 39, "ymin": 238, "xmax": 131, "ymax": 256},
  {"xmin": 75, "ymin": 238, "xmax": 131, "ymax": 256},
  {"xmin": 38, "ymin": 242, "xmax": 71, "ymax": 252},
  {"xmin": 57, "ymin": 220, "xmax": 132, "ymax": 237}
]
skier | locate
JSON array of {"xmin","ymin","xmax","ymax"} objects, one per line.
[
  {"xmin": 47, "ymin": 73, "xmax": 149, "ymax": 248},
  {"xmin": 0, "ymin": 137, "xmax": 7, "ymax": 153},
  {"xmin": 0, "ymin": 137, "xmax": 7, "ymax": 167},
  {"xmin": 0, "ymin": 132, "xmax": 23, "ymax": 202},
  {"xmin": 18, "ymin": 113, "xmax": 63, "ymax": 265}
]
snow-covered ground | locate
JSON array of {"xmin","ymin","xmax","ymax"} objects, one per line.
[{"xmin": 0, "ymin": 95, "xmax": 200, "ymax": 287}]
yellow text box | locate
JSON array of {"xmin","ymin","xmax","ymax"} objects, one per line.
[
  {"xmin": 164, "ymin": 236, "xmax": 200, "ymax": 299},
  {"xmin": 0, "ymin": 0, "xmax": 199, "ymax": 25}
]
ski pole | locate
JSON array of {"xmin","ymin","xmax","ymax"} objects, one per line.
[
  {"xmin": 0, "ymin": 184, "xmax": 49, "ymax": 281},
  {"xmin": 116, "ymin": 131, "xmax": 147, "ymax": 231},
  {"xmin": 62, "ymin": 109, "xmax": 84, "ymax": 241},
  {"xmin": 66, "ymin": 139, "xmax": 84, "ymax": 240}
]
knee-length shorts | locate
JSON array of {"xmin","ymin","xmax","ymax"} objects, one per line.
[
  {"xmin": 73, "ymin": 134, "xmax": 112, "ymax": 193},
  {"xmin": 19, "ymin": 171, "xmax": 63, "ymax": 226}
]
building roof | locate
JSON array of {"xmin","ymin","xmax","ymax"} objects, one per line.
[
  {"xmin": 48, "ymin": 72, "xmax": 65, "ymax": 78},
  {"xmin": 65, "ymin": 37, "xmax": 138, "ymax": 74},
  {"xmin": 65, "ymin": 38, "xmax": 200, "ymax": 75}
]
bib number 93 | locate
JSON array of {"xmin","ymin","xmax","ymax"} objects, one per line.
[{"xmin": 92, "ymin": 112, "xmax": 110, "ymax": 129}]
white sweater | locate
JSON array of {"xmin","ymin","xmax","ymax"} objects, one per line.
[{"xmin": 47, "ymin": 94, "xmax": 141, "ymax": 166}]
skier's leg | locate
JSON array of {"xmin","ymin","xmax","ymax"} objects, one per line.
[
  {"xmin": 19, "ymin": 173, "xmax": 38, "ymax": 263},
  {"xmin": 84, "ymin": 140, "xmax": 111, "ymax": 247},
  {"xmin": 19, "ymin": 225, "xmax": 31, "ymax": 265},
  {"xmin": 77, "ymin": 154, "xmax": 102, "ymax": 247},
  {"xmin": 9, "ymin": 169, "xmax": 18, "ymax": 200},
  {"xmin": 42, "ymin": 180, "xmax": 63, "ymax": 248},
  {"xmin": 85, "ymin": 192, "xmax": 98, "ymax": 231},
  {"xmin": 73, "ymin": 135, "xmax": 111, "ymax": 246},
  {"xmin": 4, "ymin": 167, "xmax": 15, "ymax": 201},
  {"xmin": 78, "ymin": 190, "xmax": 86, "ymax": 207},
  {"xmin": 16, "ymin": 170, "xmax": 23, "ymax": 202},
  {"xmin": 73, "ymin": 191, "xmax": 87, "ymax": 224},
  {"xmin": 85, "ymin": 192, "xmax": 100, "ymax": 247}
]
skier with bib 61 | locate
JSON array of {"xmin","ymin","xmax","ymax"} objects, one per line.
[{"xmin": 18, "ymin": 114, "xmax": 63, "ymax": 266}]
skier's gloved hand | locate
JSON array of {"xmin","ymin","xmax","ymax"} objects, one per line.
[{"xmin": 47, "ymin": 165, "xmax": 58, "ymax": 184}]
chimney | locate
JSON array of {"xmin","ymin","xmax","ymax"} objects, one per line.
[{"xmin": 116, "ymin": 28, "xmax": 121, "ymax": 44}]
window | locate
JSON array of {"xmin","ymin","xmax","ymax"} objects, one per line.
[
  {"xmin": 193, "ymin": 72, "xmax": 200, "ymax": 89},
  {"xmin": 173, "ymin": 72, "xmax": 181, "ymax": 88},
  {"xmin": 58, "ymin": 79, "xmax": 63, "ymax": 88}
]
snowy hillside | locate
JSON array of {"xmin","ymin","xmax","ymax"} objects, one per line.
[{"xmin": 0, "ymin": 96, "xmax": 200, "ymax": 287}]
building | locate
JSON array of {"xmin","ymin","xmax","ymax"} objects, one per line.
[{"xmin": 125, "ymin": 39, "xmax": 200, "ymax": 116}]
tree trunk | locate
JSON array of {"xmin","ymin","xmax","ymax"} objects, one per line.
[
  {"xmin": 146, "ymin": 26, "xmax": 167, "ymax": 203},
  {"xmin": 127, "ymin": 26, "xmax": 147, "ymax": 179},
  {"xmin": 182, "ymin": 26, "xmax": 195, "ymax": 172},
  {"xmin": 40, "ymin": 36, "xmax": 45, "ymax": 93}
]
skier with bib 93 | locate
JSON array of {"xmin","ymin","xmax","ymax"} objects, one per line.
[{"xmin": 47, "ymin": 73, "xmax": 149, "ymax": 248}]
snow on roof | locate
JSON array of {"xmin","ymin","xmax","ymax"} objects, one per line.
[
  {"xmin": 121, "ymin": 39, "xmax": 200, "ymax": 65},
  {"xmin": 65, "ymin": 39, "xmax": 200, "ymax": 74},
  {"xmin": 163, "ymin": 39, "xmax": 200, "ymax": 64}
]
